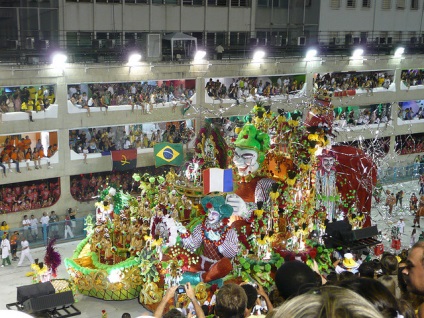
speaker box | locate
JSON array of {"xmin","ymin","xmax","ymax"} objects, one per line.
[
  {"xmin": 17, "ymin": 282, "xmax": 55, "ymax": 304},
  {"xmin": 23, "ymin": 290, "xmax": 75, "ymax": 313}
]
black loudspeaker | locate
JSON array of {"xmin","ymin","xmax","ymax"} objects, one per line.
[
  {"xmin": 23, "ymin": 290, "xmax": 75, "ymax": 313},
  {"xmin": 17, "ymin": 282, "xmax": 55, "ymax": 303},
  {"xmin": 324, "ymin": 220, "xmax": 353, "ymax": 248}
]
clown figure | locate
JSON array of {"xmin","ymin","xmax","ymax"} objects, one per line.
[
  {"xmin": 226, "ymin": 124, "xmax": 276, "ymax": 219},
  {"xmin": 178, "ymin": 195, "xmax": 239, "ymax": 283},
  {"xmin": 315, "ymin": 149, "xmax": 339, "ymax": 221}
]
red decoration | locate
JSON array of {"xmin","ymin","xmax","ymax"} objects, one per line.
[{"xmin": 206, "ymin": 202, "xmax": 213, "ymax": 209}]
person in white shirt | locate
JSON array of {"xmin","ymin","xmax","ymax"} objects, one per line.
[
  {"xmin": 40, "ymin": 212, "xmax": 50, "ymax": 244},
  {"xmin": 22, "ymin": 215, "xmax": 31, "ymax": 241},
  {"xmin": 397, "ymin": 217, "xmax": 405, "ymax": 234},
  {"xmin": 30, "ymin": 214, "xmax": 38, "ymax": 242},
  {"xmin": 17, "ymin": 238, "xmax": 34, "ymax": 267},
  {"xmin": 1, "ymin": 235, "xmax": 11, "ymax": 267}
]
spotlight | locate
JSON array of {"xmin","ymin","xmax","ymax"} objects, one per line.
[
  {"xmin": 394, "ymin": 47, "xmax": 405, "ymax": 58},
  {"xmin": 128, "ymin": 53, "xmax": 142, "ymax": 65},
  {"xmin": 351, "ymin": 48, "xmax": 364, "ymax": 59},
  {"xmin": 305, "ymin": 49, "xmax": 318, "ymax": 61},
  {"xmin": 51, "ymin": 53, "xmax": 67, "ymax": 67},
  {"xmin": 253, "ymin": 50, "xmax": 265, "ymax": 61},
  {"xmin": 193, "ymin": 50, "xmax": 206, "ymax": 61}
]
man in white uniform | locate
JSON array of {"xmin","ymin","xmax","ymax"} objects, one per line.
[{"xmin": 17, "ymin": 238, "xmax": 34, "ymax": 267}]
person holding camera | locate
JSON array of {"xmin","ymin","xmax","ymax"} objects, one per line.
[{"xmin": 153, "ymin": 283, "xmax": 205, "ymax": 318}]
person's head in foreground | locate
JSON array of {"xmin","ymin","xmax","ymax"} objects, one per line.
[
  {"xmin": 269, "ymin": 286, "xmax": 384, "ymax": 318},
  {"xmin": 215, "ymin": 283, "xmax": 247, "ymax": 318}
]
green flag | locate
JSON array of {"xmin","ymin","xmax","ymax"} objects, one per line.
[{"xmin": 154, "ymin": 142, "xmax": 184, "ymax": 167}]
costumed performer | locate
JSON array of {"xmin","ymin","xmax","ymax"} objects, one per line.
[
  {"xmin": 226, "ymin": 124, "xmax": 275, "ymax": 219},
  {"xmin": 178, "ymin": 195, "xmax": 238, "ymax": 283}
]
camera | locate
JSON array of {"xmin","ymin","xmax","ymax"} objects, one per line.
[{"xmin": 176, "ymin": 285, "xmax": 186, "ymax": 294}]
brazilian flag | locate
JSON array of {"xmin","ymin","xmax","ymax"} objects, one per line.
[{"xmin": 154, "ymin": 142, "xmax": 184, "ymax": 167}]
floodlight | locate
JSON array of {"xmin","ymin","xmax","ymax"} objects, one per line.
[
  {"xmin": 194, "ymin": 50, "xmax": 206, "ymax": 61},
  {"xmin": 351, "ymin": 48, "xmax": 364, "ymax": 59},
  {"xmin": 51, "ymin": 53, "xmax": 67, "ymax": 67},
  {"xmin": 394, "ymin": 47, "xmax": 405, "ymax": 58},
  {"xmin": 253, "ymin": 50, "xmax": 265, "ymax": 61},
  {"xmin": 128, "ymin": 53, "xmax": 142, "ymax": 65},
  {"xmin": 305, "ymin": 49, "xmax": 318, "ymax": 61}
]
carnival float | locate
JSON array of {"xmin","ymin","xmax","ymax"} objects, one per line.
[{"xmin": 65, "ymin": 98, "xmax": 377, "ymax": 311}]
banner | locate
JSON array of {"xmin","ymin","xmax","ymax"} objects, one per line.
[
  {"xmin": 154, "ymin": 142, "xmax": 183, "ymax": 167},
  {"xmin": 203, "ymin": 168, "xmax": 233, "ymax": 194},
  {"xmin": 111, "ymin": 149, "xmax": 137, "ymax": 171}
]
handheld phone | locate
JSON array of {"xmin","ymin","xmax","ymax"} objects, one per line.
[{"xmin": 174, "ymin": 285, "xmax": 186, "ymax": 306}]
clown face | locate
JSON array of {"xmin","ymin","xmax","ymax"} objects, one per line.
[
  {"xmin": 233, "ymin": 147, "xmax": 260, "ymax": 177},
  {"xmin": 321, "ymin": 156, "xmax": 335, "ymax": 172},
  {"xmin": 207, "ymin": 209, "xmax": 221, "ymax": 225}
]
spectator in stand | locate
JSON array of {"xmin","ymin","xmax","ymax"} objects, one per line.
[
  {"xmin": 0, "ymin": 156, "xmax": 6, "ymax": 178},
  {"xmin": 9, "ymin": 148, "xmax": 21, "ymax": 173},
  {"xmin": 49, "ymin": 211, "xmax": 59, "ymax": 239},
  {"xmin": 24, "ymin": 148, "xmax": 32, "ymax": 171},
  {"xmin": 40, "ymin": 212, "xmax": 49, "ymax": 244},
  {"xmin": 29, "ymin": 214, "xmax": 39, "ymax": 242},
  {"xmin": 38, "ymin": 146, "xmax": 45, "ymax": 169}
]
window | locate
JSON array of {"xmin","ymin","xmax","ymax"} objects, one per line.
[
  {"xmin": 411, "ymin": 0, "xmax": 419, "ymax": 9},
  {"xmin": 347, "ymin": 0, "xmax": 356, "ymax": 8},
  {"xmin": 382, "ymin": 0, "xmax": 391, "ymax": 9},
  {"xmin": 330, "ymin": 0, "xmax": 340, "ymax": 7},
  {"xmin": 396, "ymin": 0, "xmax": 405, "ymax": 8},
  {"xmin": 362, "ymin": 0, "xmax": 370, "ymax": 7}
]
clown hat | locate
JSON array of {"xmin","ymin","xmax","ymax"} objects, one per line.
[
  {"xmin": 234, "ymin": 124, "xmax": 270, "ymax": 154},
  {"xmin": 342, "ymin": 253, "xmax": 358, "ymax": 269},
  {"xmin": 201, "ymin": 195, "xmax": 233, "ymax": 219}
]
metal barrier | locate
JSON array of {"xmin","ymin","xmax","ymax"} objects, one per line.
[
  {"xmin": 378, "ymin": 163, "xmax": 423, "ymax": 185},
  {"xmin": 1, "ymin": 217, "xmax": 88, "ymax": 249}
]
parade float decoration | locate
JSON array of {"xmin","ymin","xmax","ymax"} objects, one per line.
[{"xmin": 65, "ymin": 98, "xmax": 377, "ymax": 309}]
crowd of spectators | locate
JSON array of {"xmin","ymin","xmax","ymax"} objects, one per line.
[
  {"xmin": 314, "ymin": 71, "xmax": 394, "ymax": 95},
  {"xmin": 396, "ymin": 134, "xmax": 424, "ymax": 155},
  {"xmin": 1, "ymin": 135, "xmax": 58, "ymax": 176},
  {"xmin": 0, "ymin": 85, "xmax": 56, "ymax": 114},
  {"xmin": 398, "ymin": 105, "xmax": 424, "ymax": 120},
  {"xmin": 69, "ymin": 121, "xmax": 195, "ymax": 155},
  {"xmin": 0, "ymin": 178, "xmax": 60, "ymax": 214},
  {"xmin": 401, "ymin": 69, "xmax": 424, "ymax": 88},
  {"xmin": 334, "ymin": 103, "xmax": 392, "ymax": 127},
  {"xmin": 67, "ymin": 80, "xmax": 195, "ymax": 113},
  {"xmin": 154, "ymin": 248, "xmax": 424, "ymax": 318},
  {"xmin": 70, "ymin": 167, "xmax": 166, "ymax": 201},
  {"xmin": 205, "ymin": 76, "xmax": 305, "ymax": 101}
]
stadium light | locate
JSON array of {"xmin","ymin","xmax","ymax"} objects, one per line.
[
  {"xmin": 351, "ymin": 48, "xmax": 364, "ymax": 59},
  {"xmin": 252, "ymin": 49, "xmax": 266, "ymax": 61},
  {"xmin": 128, "ymin": 53, "xmax": 142, "ymax": 65},
  {"xmin": 305, "ymin": 49, "xmax": 318, "ymax": 61},
  {"xmin": 193, "ymin": 50, "xmax": 207, "ymax": 61},
  {"xmin": 394, "ymin": 47, "xmax": 405, "ymax": 58},
  {"xmin": 51, "ymin": 52, "xmax": 67, "ymax": 67}
]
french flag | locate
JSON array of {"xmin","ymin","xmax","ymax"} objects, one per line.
[{"xmin": 203, "ymin": 168, "xmax": 234, "ymax": 194}]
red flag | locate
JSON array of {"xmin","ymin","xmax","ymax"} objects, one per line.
[{"xmin": 111, "ymin": 149, "xmax": 137, "ymax": 171}]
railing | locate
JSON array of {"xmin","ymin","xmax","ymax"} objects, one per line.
[
  {"xmin": 0, "ymin": 217, "xmax": 89, "ymax": 249},
  {"xmin": 378, "ymin": 163, "xmax": 423, "ymax": 185}
]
